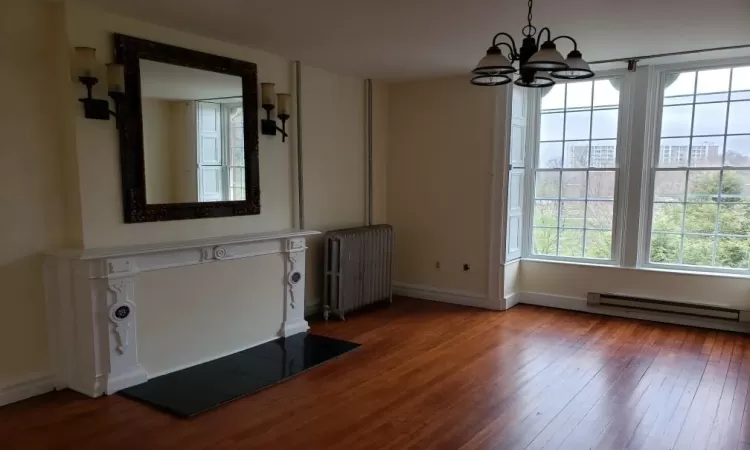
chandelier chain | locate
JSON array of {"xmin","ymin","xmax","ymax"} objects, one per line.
[{"xmin": 527, "ymin": 0, "xmax": 533, "ymax": 28}]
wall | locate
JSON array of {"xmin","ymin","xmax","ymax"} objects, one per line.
[
  {"xmin": 2, "ymin": 0, "xmax": 381, "ymax": 397},
  {"xmin": 371, "ymin": 81, "xmax": 389, "ymax": 224},
  {"xmin": 0, "ymin": 0, "xmax": 71, "ymax": 390},
  {"xmin": 387, "ymin": 76, "xmax": 495, "ymax": 295},
  {"xmin": 141, "ymin": 97, "xmax": 173, "ymax": 203},
  {"xmin": 300, "ymin": 65, "xmax": 367, "ymax": 309},
  {"xmin": 520, "ymin": 260, "xmax": 750, "ymax": 309}
]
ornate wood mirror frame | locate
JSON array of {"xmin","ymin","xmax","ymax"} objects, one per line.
[{"xmin": 114, "ymin": 34, "xmax": 260, "ymax": 223}]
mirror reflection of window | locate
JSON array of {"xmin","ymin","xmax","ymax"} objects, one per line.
[{"xmin": 140, "ymin": 59, "xmax": 244, "ymax": 204}]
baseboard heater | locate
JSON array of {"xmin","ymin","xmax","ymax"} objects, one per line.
[{"xmin": 587, "ymin": 293, "xmax": 750, "ymax": 323}]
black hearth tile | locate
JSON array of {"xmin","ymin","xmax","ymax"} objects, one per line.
[{"xmin": 120, "ymin": 333, "xmax": 360, "ymax": 417}]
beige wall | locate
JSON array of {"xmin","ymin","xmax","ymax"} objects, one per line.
[
  {"xmin": 300, "ymin": 65, "xmax": 367, "ymax": 308},
  {"xmin": 142, "ymin": 97, "xmax": 173, "ymax": 203},
  {"xmin": 2, "ymin": 0, "xmax": 381, "ymax": 392},
  {"xmin": 387, "ymin": 77, "xmax": 495, "ymax": 295},
  {"xmin": 0, "ymin": 0, "xmax": 72, "ymax": 388},
  {"xmin": 137, "ymin": 255, "xmax": 284, "ymax": 376},
  {"xmin": 520, "ymin": 260, "xmax": 750, "ymax": 309}
]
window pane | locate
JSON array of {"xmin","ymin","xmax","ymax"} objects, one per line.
[
  {"xmin": 591, "ymin": 109, "xmax": 618, "ymax": 139},
  {"xmin": 696, "ymin": 93, "xmax": 729, "ymax": 103},
  {"xmin": 534, "ymin": 200, "xmax": 559, "ymax": 226},
  {"xmin": 718, "ymin": 203, "xmax": 750, "ymax": 234},
  {"xmin": 728, "ymin": 102, "xmax": 750, "ymax": 134},
  {"xmin": 732, "ymin": 91, "xmax": 750, "ymax": 101},
  {"xmin": 560, "ymin": 201, "xmax": 585, "ymax": 227},
  {"xmin": 593, "ymin": 80, "xmax": 620, "ymax": 107},
  {"xmin": 585, "ymin": 230, "xmax": 612, "ymax": 259},
  {"xmin": 559, "ymin": 229, "xmax": 583, "ymax": 257},
  {"xmin": 650, "ymin": 233, "xmax": 681, "ymax": 264},
  {"xmin": 664, "ymin": 95, "xmax": 693, "ymax": 106},
  {"xmin": 561, "ymin": 171, "xmax": 586, "ymax": 199},
  {"xmin": 541, "ymin": 84, "xmax": 566, "ymax": 111},
  {"xmin": 661, "ymin": 105, "xmax": 693, "ymax": 137},
  {"xmin": 731, "ymin": 67, "xmax": 750, "ymax": 91},
  {"xmin": 716, "ymin": 237, "xmax": 750, "ymax": 269},
  {"xmin": 587, "ymin": 171, "xmax": 616, "ymax": 199},
  {"xmin": 589, "ymin": 140, "xmax": 617, "ymax": 168},
  {"xmin": 565, "ymin": 111, "xmax": 591, "ymax": 140},
  {"xmin": 725, "ymin": 135, "xmax": 750, "ymax": 167},
  {"xmin": 696, "ymin": 68, "xmax": 731, "ymax": 94},
  {"xmin": 586, "ymin": 201, "xmax": 613, "ymax": 229},
  {"xmin": 566, "ymin": 81, "xmax": 592, "ymax": 109},
  {"xmin": 535, "ymin": 172, "xmax": 560, "ymax": 198},
  {"xmin": 720, "ymin": 170, "xmax": 750, "ymax": 201},
  {"xmin": 563, "ymin": 141, "xmax": 589, "ymax": 168},
  {"xmin": 684, "ymin": 203, "xmax": 717, "ymax": 233},
  {"xmin": 664, "ymin": 72, "xmax": 695, "ymax": 97},
  {"xmin": 687, "ymin": 170, "xmax": 720, "ymax": 202},
  {"xmin": 690, "ymin": 136, "xmax": 724, "ymax": 167},
  {"xmin": 652, "ymin": 203, "xmax": 684, "ymax": 232},
  {"xmin": 692, "ymin": 102, "xmax": 727, "ymax": 136},
  {"xmin": 540, "ymin": 113, "xmax": 564, "ymax": 141},
  {"xmin": 533, "ymin": 228, "xmax": 558, "ymax": 255},
  {"xmin": 539, "ymin": 142, "xmax": 563, "ymax": 168},
  {"xmin": 658, "ymin": 137, "xmax": 691, "ymax": 168},
  {"xmin": 654, "ymin": 170, "xmax": 686, "ymax": 201},
  {"xmin": 682, "ymin": 235, "xmax": 713, "ymax": 266}
]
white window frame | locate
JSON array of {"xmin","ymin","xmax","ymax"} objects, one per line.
[
  {"xmin": 638, "ymin": 56, "xmax": 750, "ymax": 275},
  {"xmin": 522, "ymin": 69, "xmax": 633, "ymax": 266},
  {"xmin": 196, "ymin": 99, "xmax": 245, "ymax": 202}
]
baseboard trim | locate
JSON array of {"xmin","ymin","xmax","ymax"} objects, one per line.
[
  {"xmin": 503, "ymin": 292, "xmax": 523, "ymax": 310},
  {"xmin": 520, "ymin": 291, "xmax": 750, "ymax": 334},
  {"xmin": 0, "ymin": 374, "xmax": 55, "ymax": 407},
  {"xmin": 393, "ymin": 283, "xmax": 502, "ymax": 310}
]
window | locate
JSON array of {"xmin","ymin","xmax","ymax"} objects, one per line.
[
  {"xmin": 647, "ymin": 65, "xmax": 750, "ymax": 270},
  {"xmin": 530, "ymin": 78, "xmax": 622, "ymax": 261},
  {"xmin": 197, "ymin": 100, "xmax": 245, "ymax": 202}
]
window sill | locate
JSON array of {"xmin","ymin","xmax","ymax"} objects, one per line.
[{"xmin": 521, "ymin": 257, "xmax": 750, "ymax": 280}]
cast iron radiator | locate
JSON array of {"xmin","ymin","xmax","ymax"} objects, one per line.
[{"xmin": 323, "ymin": 225, "xmax": 394, "ymax": 320}]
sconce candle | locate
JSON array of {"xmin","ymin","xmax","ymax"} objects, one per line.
[
  {"xmin": 277, "ymin": 93, "xmax": 291, "ymax": 118},
  {"xmin": 261, "ymin": 83, "xmax": 276, "ymax": 107},
  {"xmin": 73, "ymin": 47, "xmax": 97, "ymax": 78},
  {"xmin": 107, "ymin": 63, "xmax": 125, "ymax": 93}
]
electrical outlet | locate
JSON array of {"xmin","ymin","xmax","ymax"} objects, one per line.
[{"xmin": 463, "ymin": 263, "xmax": 471, "ymax": 272}]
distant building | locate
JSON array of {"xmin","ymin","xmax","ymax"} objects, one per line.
[{"xmin": 563, "ymin": 141, "xmax": 722, "ymax": 168}]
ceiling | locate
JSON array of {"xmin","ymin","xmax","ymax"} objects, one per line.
[
  {"xmin": 79, "ymin": 0, "xmax": 750, "ymax": 80},
  {"xmin": 140, "ymin": 59, "xmax": 242, "ymax": 100}
]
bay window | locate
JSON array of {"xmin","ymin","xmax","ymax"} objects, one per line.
[{"xmin": 519, "ymin": 57, "xmax": 750, "ymax": 275}]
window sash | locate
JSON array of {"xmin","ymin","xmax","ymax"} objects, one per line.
[
  {"xmin": 525, "ymin": 75, "xmax": 627, "ymax": 264},
  {"xmin": 641, "ymin": 59, "xmax": 750, "ymax": 275}
]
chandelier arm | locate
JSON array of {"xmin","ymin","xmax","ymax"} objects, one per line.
[
  {"xmin": 492, "ymin": 32, "xmax": 519, "ymax": 57},
  {"xmin": 493, "ymin": 42, "xmax": 518, "ymax": 60},
  {"xmin": 536, "ymin": 27, "xmax": 552, "ymax": 43},
  {"xmin": 552, "ymin": 35, "xmax": 579, "ymax": 51}
]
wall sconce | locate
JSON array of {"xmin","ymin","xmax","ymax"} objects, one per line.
[
  {"xmin": 73, "ymin": 47, "xmax": 125, "ymax": 122},
  {"xmin": 260, "ymin": 82, "xmax": 291, "ymax": 142}
]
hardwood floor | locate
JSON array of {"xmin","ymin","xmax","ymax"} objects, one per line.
[{"xmin": 2, "ymin": 297, "xmax": 750, "ymax": 450}]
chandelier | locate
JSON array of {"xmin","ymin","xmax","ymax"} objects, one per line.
[{"xmin": 471, "ymin": 0, "xmax": 594, "ymax": 88}]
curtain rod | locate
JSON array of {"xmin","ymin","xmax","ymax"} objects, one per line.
[{"xmin": 590, "ymin": 43, "xmax": 750, "ymax": 66}]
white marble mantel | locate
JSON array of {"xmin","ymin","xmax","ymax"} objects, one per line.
[{"xmin": 43, "ymin": 229, "xmax": 319, "ymax": 398}]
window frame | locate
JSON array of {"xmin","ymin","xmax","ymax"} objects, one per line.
[
  {"xmin": 522, "ymin": 69, "xmax": 632, "ymax": 266},
  {"xmin": 639, "ymin": 57, "xmax": 750, "ymax": 275}
]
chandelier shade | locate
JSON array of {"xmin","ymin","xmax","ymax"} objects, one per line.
[
  {"xmin": 473, "ymin": 47, "xmax": 516, "ymax": 75},
  {"xmin": 550, "ymin": 50, "xmax": 594, "ymax": 79},
  {"xmin": 471, "ymin": 74, "xmax": 513, "ymax": 86},
  {"xmin": 524, "ymin": 41, "xmax": 567, "ymax": 71}
]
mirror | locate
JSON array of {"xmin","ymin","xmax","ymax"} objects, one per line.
[
  {"xmin": 140, "ymin": 61, "xmax": 246, "ymax": 204},
  {"xmin": 114, "ymin": 34, "xmax": 259, "ymax": 223}
]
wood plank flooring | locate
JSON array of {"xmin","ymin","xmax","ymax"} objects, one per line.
[{"xmin": 2, "ymin": 297, "xmax": 750, "ymax": 449}]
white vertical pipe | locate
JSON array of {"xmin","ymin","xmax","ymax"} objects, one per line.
[
  {"xmin": 294, "ymin": 61, "xmax": 305, "ymax": 229},
  {"xmin": 366, "ymin": 79, "xmax": 373, "ymax": 226}
]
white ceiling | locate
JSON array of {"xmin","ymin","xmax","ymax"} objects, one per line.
[
  {"xmin": 79, "ymin": 0, "xmax": 750, "ymax": 80},
  {"xmin": 140, "ymin": 59, "xmax": 242, "ymax": 100}
]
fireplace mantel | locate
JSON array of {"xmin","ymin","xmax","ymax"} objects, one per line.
[{"xmin": 44, "ymin": 229, "xmax": 319, "ymax": 398}]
